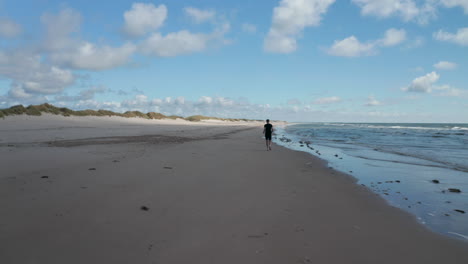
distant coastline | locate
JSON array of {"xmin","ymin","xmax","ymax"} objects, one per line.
[{"xmin": 0, "ymin": 103, "xmax": 260, "ymax": 122}]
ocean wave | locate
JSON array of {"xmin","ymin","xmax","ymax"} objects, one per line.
[
  {"xmin": 284, "ymin": 125, "xmax": 468, "ymax": 173},
  {"xmin": 300, "ymin": 123, "xmax": 468, "ymax": 131},
  {"xmin": 452, "ymin": 127, "xmax": 468, "ymax": 131}
]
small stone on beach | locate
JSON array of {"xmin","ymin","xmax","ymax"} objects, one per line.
[
  {"xmin": 448, "ymin": 188, "xmax": 461, "ymax": 193},
  {"xmin": 40, "ymin": 176, "xmax": 49, "ymax": 179},
  {"xmin": 88, "ymin": 168, "xmax": 96, "ymax": 171},
  {"xmin": 432, "ymin": 180, "xmax": 440, "ymax": 184},
  {"xmin": 164, "ymin": 166, "xmax": 173, "ymax": 169},
  {"xmin": 140, "ymin": 206, "xmax": 149, "ymax": 211},
  {"xmin": 454, "ymin": 209, "xmax": 465, "ymax": 214}
]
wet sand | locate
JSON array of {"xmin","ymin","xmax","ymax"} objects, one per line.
[{"xmin": 1, "ymin": 115, "xmax": 468, "ymax": 263}]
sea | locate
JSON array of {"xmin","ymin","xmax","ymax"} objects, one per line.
[{"xmin": 274, "ymin": 123, "xmax": 468, "ymax": 241}]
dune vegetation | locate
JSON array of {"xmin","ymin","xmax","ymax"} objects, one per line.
[{"xmin": 0, "ymin": 103, "xmax": 257, "ymax": 122}]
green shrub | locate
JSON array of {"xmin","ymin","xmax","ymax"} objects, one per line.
[
  {"xmin": 2, "ymin": 105, "xmax": 26, "ymax": 115},
  {"xmin": 123, "ymin": 111, "xmax": 148, "ymax": 119},
  {"xmin": 185, "ymin": 115, "xmax": 207, "ymax": 122},
  {"xmin": 147, "ymin": 112, "xmax": 167, "ymax": 119},
  {"xmin": 26, "ymin": 106, "xmax": 42, "ymax": 116},
  {"xmin": 59, "ymin": 107, "xmax": 74, "ymax": 116},
  {"xmin": 97, "ymin": 109, "xmax": 120, "ymax": 116}
]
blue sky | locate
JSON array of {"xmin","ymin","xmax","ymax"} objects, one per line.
[{"xmin": 0, "ymin": 0, "xmax": 467, "ymax": 122}]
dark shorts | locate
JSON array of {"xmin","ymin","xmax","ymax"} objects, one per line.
[{"xmin": 265, "ymin": 133, "xmax": 272, "ymax": 140}]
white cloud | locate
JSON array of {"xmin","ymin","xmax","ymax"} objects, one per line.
[
  {"xmin": 55, "ymin": 99, "xmax": 122, "ymax": 112},
  {"xmin": 184, "ymin": 7, "xmax": 215, "ymax": 24},
  {"xmin": 264, "ymin": 0, "xmax": 336, "ymax": 53},
  {"xmin": 327, "ymin": 28, "xmax": 406, "ymax": 57},
  {"xmin": 403, "ymin": 71, "xmax": 440, "ymax": 93},
  {"xmin": 433, "ymin": 61, "xmax": 457, "ymax": 70},
  {"xmin": 0, "ymin": 51, "xmax": 75, "ymax": 99},
  {"xmin": 379, "ymin": 28, "xmax": 407, "ymax": 46},
  {"xmin": 41, "ymin": 8, "xmax": 82, "ymax": 51},
  {"xmin": 139, "ymin": 23, "xmax": 230, "ymax": 57},
  {"xmin": 123, "ymin": 3, "xmax": 167, "ymax": 37},
  {"xmin": 0, "ymin": 6, "xmax": 235, "ymax": 105},
  {"xmin": 140, "ymin": 31, "xmax": 211, "ymax": 56},
  {"xmin": 122, "ymin": 94, "xmax": 149, "ymax": 110},
  {"xmin": 40, "ymin": 9, "xmax": 136, "ymax": 70},
  {"xmin": 0, "ymin": 8, "xmax": 137, "ymax": 103},
  {"xmin": 327, "ymin": 36, "xmax": 376, "ymax": 57},
  {"xmin": 242, "ymin": 23, "xmax": 257, "ymax": 34},
  {"xmin": 440, "ymin": 0, "xmax": 468, "ymax": 14},
  {"xmin": 433, "ymin": 27, "xmax": 468, "ymax": 46},
  {"xmin": 403, "ymin": 71, "xmax": 465, "ymax": 97},
  {"xmin": 107, "ymin": 95, "xmax": 278, "ymax": 119},
  {"xmin": 0, "ymin": 10, "xmax": 79, "ymax": 102},
  {"xmin": 352, "ymin": 0, "xmax": 436, "ymax": 24},
  {"xmin": 0, "ymin": 18, "xmax": 22, "ymax": 38},
  {"xmin": 313, "ymin": 96, "xmax": 341, "ymax": 104},
  {"xmin": 365, "ymin": 95, "xmax": 381, "ymax": 106},
  {"xmin": 55, "ymin": 86, "xmax": 108, "ymax": 102},
  {"xmin": 352, "ymin": 0, "xmax": 417, "ymax": 20},
  {"xmin": 50, "ymin": 42, "xmax": 136, "ymax": 71}
]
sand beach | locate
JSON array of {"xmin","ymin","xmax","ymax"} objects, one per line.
[{"xmin": 1, "ymin": 115, "xmax": 468, "ymax": 264}]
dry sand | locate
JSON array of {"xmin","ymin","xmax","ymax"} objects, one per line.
[{"xmin": 1, "ymin": 115, "xmax": 468, "ymax": 263}]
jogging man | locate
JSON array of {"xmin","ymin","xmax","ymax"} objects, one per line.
[{"xmin": 263, "ymin": 119, "xmax": 273, "ymax": 151}]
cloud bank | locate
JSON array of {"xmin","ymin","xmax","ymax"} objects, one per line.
[{"xmin": 0, "ymin": 4, "xmax": 231, "ymax": 103}]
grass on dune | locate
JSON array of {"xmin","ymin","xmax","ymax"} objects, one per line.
[{"xmin": 0, "ymin": 103, "xmax": 259, "ymax": 122}]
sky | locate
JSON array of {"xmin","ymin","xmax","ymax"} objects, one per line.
[{"xmin": 0, "ymin": 0, "xmax": 467, "ymax": 122}]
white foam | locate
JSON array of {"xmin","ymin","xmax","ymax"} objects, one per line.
[{"xmin": 448, "ymin": 232, "xmax": 468, "ymax": 240}]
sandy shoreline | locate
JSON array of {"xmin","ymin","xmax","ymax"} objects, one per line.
[{"xmin": 1, "ymin": 115, "xmax": 468, "ymax": 263}]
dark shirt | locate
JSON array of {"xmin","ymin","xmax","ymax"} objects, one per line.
[{"xmin": 264, "ymin": 124, "xmax": 273, "ymax": 134}]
